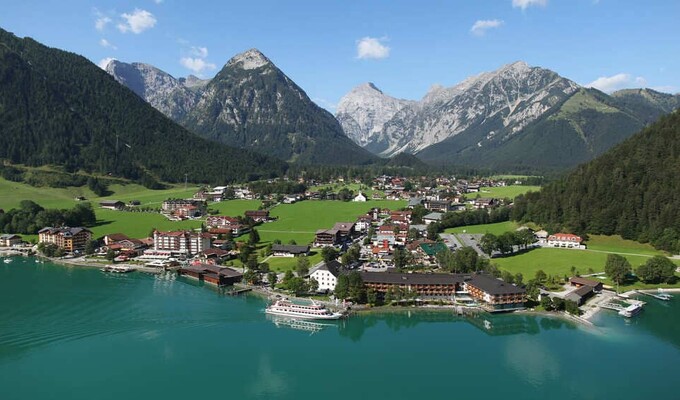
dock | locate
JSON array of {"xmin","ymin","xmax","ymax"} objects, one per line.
[
  {"xmin": 600, "ymin": 298, "xmax": 645, "ymax": 317},
  {"xmin": 636, "ymin": 290, "xmax": 673, "ymax": 301}
]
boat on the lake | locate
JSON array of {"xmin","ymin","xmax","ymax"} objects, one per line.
[{"xmin": 265, "ymin": 299, "xmax": 344, "ymax": 320}]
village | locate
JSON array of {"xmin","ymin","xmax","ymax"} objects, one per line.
[{"xmin": 0, "ymin": 174, "xmax": 667, "ymax": 321}]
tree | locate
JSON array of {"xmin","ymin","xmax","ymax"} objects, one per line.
[
  {"xmin": 309, "ymin": 278, "xmax": 319, "ymax": 293},
  {"xmin": 84, "ymin": 240, "xmax": 97, "ymax": 255},
  {"xmin": 479, "ymin": 233, "xmax": 498, "ymax": 256},
  {"xmin": 514, "ymin": 273, "xmax": 524, "ymax": 286},
  {"xmin": 246, "ymin": 253, "xmax": 259, "ymax": 271},
  {"xmin": 392, "ymin": 247, "xmax": 411, "ymax": 269},
  {"xmin": 105, "ymin": 249, "xmax": 116, "ymax": 261},
  {"xmin": 540, "ymin": 295, "xmax": 554, "ymax": 311},
  {"xmin": 296, "ymin": 256, "xmax": 310, "ymax": 277},
  {"xmin": 426, "ymin": 223, "xmax": 440, "ymax": 240},
  {"xmin": 287, "ymin": 239, "xmax": 297, "ymax": 245},
  {"xmin": 501, "ymin": 270, "xmax": 515, "ymax": 284},
  {"xmin": 334, "ymin": 274, "xmax": 349, "ymax": 299},
  {"xmin": 534, "ymin": 269, "xmax": 547, "ymax": 284},
  {"xmin": 605, "ymin": 254, "xmax": 632, "ymax": 286},
  {"xmin": 287, "ymin": 277, "xmax": 309, "ymax": 296},
  {"xmin": 453, "ymin": 246, "xmax": 479, "ymax": 273},
  {"xmin": 243, "ymin": 269, "xmax": 260, "ymax": 285},
  {"xmin": 321, "ymin": 247, "xmax": 338, "ymax": 263},
  {"xmin": 636, "ymin": 255, "xmax": 676, "ymax": 283},
  {"xmin": 283, "ymin": 270, "xmax": 294, "ymax": 286},
  {"xmin": 565, "ymin": 300, "xmax": 581, "ymax": 315},
  {"xmin": 267, "ymin": 271, "xmax": 278, "ymax": 286},
  {"xmin": 258, "ymin": 262, "xmax": 270, "ymax": 273},
  {"xmin": 264, "ymin": 243, "xmax": 273, "ymax": 256},
  {"xmin": 348, "ymin": 271, "xmax": 367, "ymax": 303},
  {"xmin": 366, "ymin": 287, "xmax": 379, "ymax": 306},
  {"xmin": 248, "ymin": 229, "xmax": 260, "ymax": 245},
  {"xmin": 239, "ymin": 245, "xmax": 254, "ymax": 264}
]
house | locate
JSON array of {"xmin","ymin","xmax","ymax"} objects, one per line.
[
  {"xmin": 423, "ymin": 212, "xmax": 444, "ymax": 225},
  {"xmin": 333, "ymin": 222, "xmax": 356, "ymax": 240},
  {"xmin": 407, "ymin": 197, "xmax": 423, "ymax": 208},
  {"xmin": 0, "ymin": 234, "xmax": 22, "ymax": 247},
  {"xmin": 283, "ymin": 195, "xmax": 299, "ymax": 204},
  {"xmin": 271, "ymin": 244, "xmax": 310, "ymax": 257},
  {"xmin": 569, "ymin": 276, "xmax": 603, "ymax": 293},
  {"xmin": 390, "ymin": 210, "xmax": 412, "ymax": 224},
  {"xmin": 198, "ymin": 248, "xmax": 231, "ymax": 264},
  {"xmin": 355, "ymin": 215, "xmax": 373, "ymax": 232},
  {"xmin": 38, "ymin": 227, "xmax": 92, "ymax": 252},
  {"xmin": 99, "ymin": 200, "xmax": 125, "ymax": 210},
  {"xmin": 565, "ymin": 285, "xmax": 595, "ymax": 306},
  {"xmin": 473, "ymin": 198, "xmax": 496, "ymax": 209},
  {"xmin": 153, "ymin": 230, "xmax": 211, "ymax": 256},
  {"xmin": 424, "ymin": 200, "xmax": 451, "ymax": 212},
  {"xmin": 352, "ymin": 192, "xmax": 367, "ymax": 202},
  {"xmin": 103, "ymin": 233, "xmax": 131, "ymax": 246},
  {"xmin": 535, "ymin": 230, "xmax": 549, "ymax": 243},
  {"xmin": 245, "ymin": 210, "xmax": 271, "ymax": 222},
  {"xmin": 464, "ymin": 274, "xmax": 526, "ymax": 311},
  {"xmin": 547, "ymin": 233, "xmax": 584, "ymax": 249},
  {"xmin": 161, "ymin": 199, "xmax": 207, "ymax": 218},
  {"xmin": 315, "ymin": 229, "xmax": 339, "ymax": 247},
  {"xmin": 178, "ymin": 264, "xmax": 243, "ymax": 286},
  {"xmin": 310, "ymin": 260, "xmax": 342, "ymax": 292},
  {"xmin": 205, "ymin": 216, "xmax": 248, "ymax": 236}
]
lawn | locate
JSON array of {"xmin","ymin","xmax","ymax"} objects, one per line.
[
  {"xmin": 475, "ymin": 185, "xmax": 541, "ymax": 200},
  {"xmin": 254, "ymin": 199, "xmax": 406, "ymax": 245},
  {"xmin": 585, "ymin": 235, "xmax": 667, "ymax": 257},
  {"xmin": 308, "ymin": 182, "xmax": 374, "ymax": 196},
  {"xmin": 445, "ymin": 221, "xmax": 520, "ymax": 236},
  {"xmin": 92, "ymin": 210, "xmax": 202, "ymax": 239},
  {"xmin": 264, "ymin": 251, "xmax": 324, "ymax": 273},
  {"xmin": 210, "ymin": 200, "xmax": 262, "ymax": 216}
]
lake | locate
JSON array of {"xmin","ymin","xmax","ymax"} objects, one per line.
[{"xmin": 1, "ymin": 257, "xmax": 679, "ymax": 400}]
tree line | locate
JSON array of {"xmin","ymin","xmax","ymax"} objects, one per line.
[{"xmin": 0, "ymin": 200, "xmax": 97, "ymax": 234}]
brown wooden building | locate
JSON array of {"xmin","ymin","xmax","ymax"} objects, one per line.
[
  {"xmin": 178, "ymin": 264, "xmax": 243, "ymax": 287},
  {"xmin": 360, "ymin": 272, "xmax": 464, "ymax": 297}
]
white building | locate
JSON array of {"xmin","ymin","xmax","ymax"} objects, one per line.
[
  {"xmin": 153, "ymin": 230, "xmax": 211, "ymax": 256},
  {"xmin": 352, "ymin": 192, "xmax": 367, "ymax": 202},
  {"xmin": 546, "ymin": 233, "xmax": 584, "ymax": 249},
  {"xmin": 309, "ymin": 260, "xmax": 341, "ymax": 292}
]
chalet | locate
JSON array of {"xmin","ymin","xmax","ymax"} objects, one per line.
[
  {"xmin": 245, "ymin": 210, "xmax": 271, "ymax": 222},
  {"xmin": 352, "ymin": 192, "xmax": 367, "ymax": 202},
  {"xmin": 547, "ymin": 233, "xmax": 584, "ymax": 249},
  {"xmin": 407, "ymin": 197, "xmax": 424, "ymax": 208},
  {"xmin": 424, "ymin": 199, "xmax": 451, "ymax": 212},
  {"xmin": 205, "ymin": 216, "xmax": 248, "ymax": 236},
  {"xmin": 153, "ymin": 230, "xmax": 211, "ymax": 256},
  {"xmin": 310, "ymin": 260, "xmax": 342, "ymax": 292},
  {"xmin": 423, "ymin": 212, "xmax": 444, "ymax": 225},
  {"xmin": 360, "ymin": 271, "xmax": 464, "ymax": 297},
  {"xmin": 355, "ymin": 215, "xmax": 373, "ymax": 232},
  {"xmin": 315, "ymin": 229, "xmax": 339, "ymax": 247},
  {"xmin": 464, "ymin": 274, "xmax": 526, "ymax": 311},
  {"xmin": 161, "ymin": 199, "xmax": 206, "ymax": 218},
  {"xmin": 103, "ymin": 233, "xmax": 131, "ymax": 246},
  {"xmin": 38, "ymin": 227, "xmax": 92, "ymax": 252},
  {"xmin": 535, "ymin": 230, "xmax": 549, "ymax": 244},
  {"xmin": 178, "ymin": 264, "xmax": 243, "ymax": 287},
  {"xmin": 0, "ymin": 234, "xmax": 22, "ymax": 247},
  {"xmin": 99, "ymin": 200, "xmax": 125, "ymax": 210},
  {"xmin": 473, "ymin": 198, "xmax": 496, "ymax": 209},
  {"xmin": 198, "ymin": 248, "xmax": 231, "ymax": 264},
  {"xmin": 271, "ymin": 244, "xmax": 310, "ymax": 257},
  {"xmin": 569, "ymin": 276, "xmax": 603, "ymax": 293},
  {"xmin": 332, "ymin": 222, "xmax": 356, "ymax": 240}
]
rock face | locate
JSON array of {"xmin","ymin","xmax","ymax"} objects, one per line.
[
  {"xmin": 335, "ymin": 83, "xmax": 414, "ymax": 147},
  {"xmin": 180, "ymin": 49, "xmax": 376, "ymax": 164},
  {"xmin": 365, "ymin": 61, "xmax": 580, "ymax": 157},
  {"xmin": 105, "ymin": 60, "xmax": 200, "ymax": 120},
  {"xmin": 105, "ymin": 49, "xmax": 376, "ymax": 165}
]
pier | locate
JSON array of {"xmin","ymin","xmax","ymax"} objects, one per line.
[
  {"xmin": 600, "ymin": 298, "xmax": 645, "ymax": 317},
  {"xmin": 636, "ymin": 290, "xmax": 673, "ymax": 301}
]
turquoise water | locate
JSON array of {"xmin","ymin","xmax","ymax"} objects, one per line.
[{"xmin": 1, "ymin": 257, "xmax": 679, "ymax": 400}]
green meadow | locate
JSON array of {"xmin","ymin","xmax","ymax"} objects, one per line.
[
  {"xmin": 445, "ymin": 221, "xmax": 520, "ymax": 236},
  {"xmin": 474, "ymin": 185, "xmax": 541, "ymax": 199}
]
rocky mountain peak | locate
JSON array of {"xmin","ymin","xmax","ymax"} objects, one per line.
[{"xmin": 226, "ymin": 48, "xmax": 271, "ymax": 70}]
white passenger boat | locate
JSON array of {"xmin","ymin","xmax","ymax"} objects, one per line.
[{"xmin": 265, "ymin": 299, "xmax": 344, "ymax": 320}]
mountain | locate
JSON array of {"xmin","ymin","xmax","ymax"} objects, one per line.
[
  {"xmin": 181, "ymin": 49, "xmax": 377, "ymax": 165},
  {"xmin": 105, "ymin": 49, "xmax": 377, "ymax": 165},
  {"xmin": 512, "ymin": 110, "xmax": 680, "ymax": 254},
  {"xmin": 105, "ymin": 60, "xmax": 199, "ymax": 120},
  {"xmin": 0, "ymin": 29, "xmax": 286, "ymax": 185},
  {"xmin": 337, "ymin": 62, "xmax": 679, "ymax": 172},
  {"xmin": 335, "ymin": 82, "xmax": 414, "ymax": 147}
]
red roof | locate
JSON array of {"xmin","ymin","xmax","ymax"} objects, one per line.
[{"xmin": 548, "ymin": 233, "xmax": 582, "ymax": 242}]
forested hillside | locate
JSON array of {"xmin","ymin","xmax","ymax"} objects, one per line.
[
  {"xmin": 0, "ymin": 29, "xmax": 286, "ymax": 185},
  {"xmin": 512, "ymin": 110, "xmax": 680, "ymax": 253}
]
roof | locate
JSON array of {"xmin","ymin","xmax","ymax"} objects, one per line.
[
  {"xmin": 332, "ymin": 222, "xmax": 355, "ymax": 231},
  {"xmin": 423, "ymin": 212, "xmax": 443, "ymax": 221},
  {"xmin": 38, "ymin": 227, "xmax": 92, "ymax": 236},
  {"xmin": 272, "ymin": 244, "xmax": 310, "ymax": 254},
  {"xmin": 573, "ymin": 285, "xmax": 594, "ymax": 297},
  {"xmin": 105, "ymin": 233, "xmax": 130, "ymax": 242},
  {"xmin": 182, "ymin": 264, "xmax": 243, "ymax": 278},
  {"xmin": 407, "ymin": 197, "xmax": 423, "ymax": 207},
  {"xmin": 0, "ymin": 234, "xmax": 21, "ymax": 240},
  {"xmin": 548, "ymin": 233, "xmax": 582, "ymax": 242},
  {"xmin": 312, "ymin": 260, "xmax": 342, "ymax": 277},
  {"xmin": 466, "ymin": 274, "xmax": 526, "ymax": 295},
  {"xmin": 570, "ymin": 276, "xmax": 602, "ymax": 287},
  {"xmin": 360, "ymin": 271, "xmax": 464, "ymax": 286}
]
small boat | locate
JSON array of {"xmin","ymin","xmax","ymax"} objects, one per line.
[
  {"xmin": 265, "ymin": 299, "xmax": 344, "ymax": 320},
  {"xmin": 101, "ymin": 265, "xmax": 136, "ymax": 273},
  {"xmin": 652, "ymin": 293, "xmax": 673, "ymax": 301},
  {"xmin": 3, "ymin": 258, "xmax": 12, "ymax": 264}
]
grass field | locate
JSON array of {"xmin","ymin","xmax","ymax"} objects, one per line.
[
  {"xmin": 308, "ymin": 183, "xmax": 375, "ymax": 196},
  {"xmin": 255, "ymin": 199, "xmax": 406, "ymax": 245},
  {"xmin": 264, "ymin": 251, "xmax": 324, "ymax": 273},
  {"xmin": 585, "ymin": 235, "xmax": 665, "ymax": 256},
  {"xmin": 445, "ymin": 221, "xmax": 520, "ymax": 236},
  {"xmin": 475, "ymin": 185, "xmax": 541, "ymax": 199}
]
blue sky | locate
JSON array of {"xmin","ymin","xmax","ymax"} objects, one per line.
[{"xmin": 1, "ymin": 0, "xmax": 679, "ymax": 111}]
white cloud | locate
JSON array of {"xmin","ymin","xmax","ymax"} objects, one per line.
[
  {"xmin": 117, "ymin": 9, "xmax": 157, "ymax": 34},
  {"xmin": 97, "ymin": 57, "xmax": 116, "ymax": 69},
  {"xmin": 512, "ymin": 0, "xmax": 548, "ymax": 10},
  {"xmin": 190, "ymin": 46, "xmax": 209, "ymax": 58},
  {"xmin": 356, "ymin": 37, "xmax": 390, "ymax": 60},
  {"xmin": 95, "ymin": 16, "xmax": 111, "ymax": 31},
  {"xmin": 470, "ymin": 19, "xmax": 504, "ymax": 36},
  {"xmin": 586, "ymin": 73, "xmax": 647, "ymax": 93},
  {"xmin": 99, "ymin": 39, "xmax": 117, "ymax": 50},
  {"xmin": 153, "ymin": 0, "xmax": 164, "ymax": 4},
  {"xmin": 180, "ymin": 57, "xmax": 216, "ymax": 74}
]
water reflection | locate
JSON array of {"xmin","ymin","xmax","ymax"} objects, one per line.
[{"xmin": 266, "ymin": 315, "xmax": 337, "ymax": 335}]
